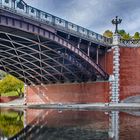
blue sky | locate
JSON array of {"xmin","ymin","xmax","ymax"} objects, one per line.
[{"xmin": 24, "ymin": 0, "xmax": 140, "ymax": 35}]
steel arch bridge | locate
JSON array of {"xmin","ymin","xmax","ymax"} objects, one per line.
[{"xmin": 0, "ymin": 0, "xmax": 111, "ymax": 85}]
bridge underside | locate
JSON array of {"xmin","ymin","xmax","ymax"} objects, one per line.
[{"xmin": 0, "ymin": 26, "xmax": 108, "ymax": 85}]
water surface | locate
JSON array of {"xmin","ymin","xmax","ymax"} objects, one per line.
[{"xmin": 0, "ymin": 108, "xmax": 140, "ymax": 140}]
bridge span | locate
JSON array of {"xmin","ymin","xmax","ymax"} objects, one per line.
[
  {"xmin": 0, "ymin": 0, "xmax": 140, "ymax": 104},
  {"xmin": 0, "ymin": 0, "xmax": 111, "ymax": 85}
]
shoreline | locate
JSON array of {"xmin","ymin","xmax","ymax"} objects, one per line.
[{"xmin": 0, "ymin": 103, "xmax": 140, "ymax": 111}]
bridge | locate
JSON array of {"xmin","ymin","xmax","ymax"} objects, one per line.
[
  {"xmin": 1, "ymin": 0, "xmax": 140, "ymax": 105},
  {"xmin": 0, "ymin": 0, "xmax": 112, "ymax": 85}
]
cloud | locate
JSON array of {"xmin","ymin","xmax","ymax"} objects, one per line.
[{"xmin": 24, "ymin": 0, "xmax": 140, "ymax": 35}]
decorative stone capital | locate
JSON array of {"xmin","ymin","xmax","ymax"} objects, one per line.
[{"xmin": 113, "ymin": 33, "xmax": 121, "ymax": 46}]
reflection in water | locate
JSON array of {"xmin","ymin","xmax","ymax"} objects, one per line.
[
  {"xmin": 0, "ymin": 108, "xmax": 140, "ymax": 140},
  {"xmin": 109, "ymin": 111, "xmax": 119, "ymax": 140},
  {"xmin": 0, "ymin": 108, "xmax": 24, "ymax": 139}
]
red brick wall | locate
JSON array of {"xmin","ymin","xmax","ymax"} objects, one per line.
[
  {"xmin": 26, "ymin": 82, "xmax": 109, "ymax": 104},
  {"xmin": 119, "ymin": 112, "xmax": 140, "ymax": 140},
  {"xmin": 26, "ymin": 49, "xmax": 113, "ymax": 104},
  {"xmin": 120, "ymin": 48, "xmax": 140, "ymax": 100},
  {"xmin": 99, "ymin": 49, "xmax": 113, "ymax": 75},
  {"xmin": 0, "ymin": 96, "xmax": 18, "ymax": 103}
]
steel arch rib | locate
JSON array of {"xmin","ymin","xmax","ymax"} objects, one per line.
[
  {"xmin": 0, "ymin": 39, "xmax": 61, "ymax": 83},
  {"xmin": 0, "ymin": 55, "xmax": 53, "ymax": 99},
  {"xmin": 0, "ymin": 52, "xmax": 44, "ymax": 84},
  {"xmin": 2, "ymin": 31, "xmax": 95, "ymax": 80},
  {"xmin": 5, "ymin": 32, "xmax": 81, "ymax": 81},
  {"xmin": 0, "ymin": 54, "xmax": 57, "ymax": 100},
  {"xmin": 0, "ymin": 32, "xmax": 81, "ymax": 81},
  {"xmin": 0, "ymin": 51, "xmax": 45, "ymax": 83},
  {"xmin": 4, "ymin": 32, "xmax": 69, "ymax": 81},
  {"xmin": 0, "ymin": 15, "xmax": 108, "ymax": 79},
  {"xmin": 0, "ymin": 43, "xmax": 56, "ymax": 83},
  {"xmin": 0, "ymin": 54, "xmax": 52, "ymax": 101},
  {"xmin": 0, "ymin": 59, "xmax": 34, "ymax": 85}
]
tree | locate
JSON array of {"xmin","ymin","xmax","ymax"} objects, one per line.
[
  {"xmin": 103, "ymin": 30, "xmax": 113, "ymax": 38},
  {"xmin": 133, "ymin": 32, "xmax": 140, "ymax": 40},
  {"xmin": 0, "ymin": 75, "xmax": 24, "ymax": 97},
  {"xmin": 122, "ymin": 33, "xmax": 131, "ymax": 40},
  {"xmin": 118, "ymin": 29, "xmax": 126, "ymax": 36}
]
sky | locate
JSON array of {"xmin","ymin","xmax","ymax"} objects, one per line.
[{"xmin": 24, "ymin": 0, "xmax": 140, "ymax": 35}]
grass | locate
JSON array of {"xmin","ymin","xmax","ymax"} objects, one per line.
[{"xmin": 0, "ymin": 91, "xmax": 19, "ymax": 97}]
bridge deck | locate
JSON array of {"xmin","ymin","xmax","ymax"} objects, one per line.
[{"xmin": 0, "ymin": 0, "xmax": 112, "ymax": 46}]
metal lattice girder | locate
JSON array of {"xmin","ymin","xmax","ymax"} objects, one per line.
[
  {"xmin": 0, "ymin": 13, "xmax": 109, "ymax": 78},
  {"xmin": 0, "ymin": 29, "xmax": 108, "ymax": 84}
]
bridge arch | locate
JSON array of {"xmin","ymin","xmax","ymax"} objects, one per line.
[{"xmin": 0, "ymin": 11, "xmax": 109, "ymax": 85}]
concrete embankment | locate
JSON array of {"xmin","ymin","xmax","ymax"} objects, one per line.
[
  {"xmin": 28, "ymin": 103, "xmax": 140, "ymax": 111},
  {"xmin": 0, "ymin": 103, "xmax": 140, "ymax": 111}
]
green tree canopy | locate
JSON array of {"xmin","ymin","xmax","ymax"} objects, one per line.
[
  {"xmin": 133, "ymin": 32, "xmax": 140, "ymax": 39},
  {"xmin": 118, "ymin": 29, "xmax": 126, "ymax": 36},
  {"xmin": 103, "ymin": 30, "xmax": 113, "ymax": 38},
  {"xmin": 118, "ymin": 29, "xmax": 131, "ymax": 39},
  {"xmin": 0, "ymin": 75, "xmax": 24, "ymax": 97},
  {"xmin": 103, "ymin": 29, "xmax": 133, "ymax": 40},
  {"xmin": 122, "ymin": 33, "xmax": 131, "ymax": 40}
]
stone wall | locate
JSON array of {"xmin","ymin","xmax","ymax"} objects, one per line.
[
  {"xmin": 0, "ymin": 96, "xmax": 18, "ymax": 103},
  {"xmin": 120, "ymin": 47, "xmax": 140, "ymax": 100},
  {"xmin": 26, "ymin": 48, "xmax": 113, "ymax": 104},
  {"xmin": 26, "ymin": 82, "xmax": 109, "ymax": 104}
]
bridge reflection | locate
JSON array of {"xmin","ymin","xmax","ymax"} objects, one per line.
[
  {"xmin": 10, "ymin": 109, "xmax": 109, "ymax": 140},
  {"xmin": 0, "ymin": 108, "xmax": 140, "ymax": 140}
]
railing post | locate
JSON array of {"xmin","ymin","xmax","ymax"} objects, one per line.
[
  {"xmin": 77, "ymin": 38, "xmax": 81, "ymax": 49},
  {"xmin": 87, "ymin": 42, "xmax": 91, "ymax": 57},
  {"xmin": 96, "ymin": 45, "xmax": 99, "ymax": 64}
]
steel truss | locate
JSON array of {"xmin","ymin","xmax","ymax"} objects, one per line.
[{"xmin": 0, "ymin": 30, "xmax": 108, "ymax": 85}]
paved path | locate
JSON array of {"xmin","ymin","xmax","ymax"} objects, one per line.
[
  {"xmin": 28, "ymin": 103, "xmax": 140, "ymax": 110},
  {"xmin": 0, "ymin": 101, "xmax": 140, "ymax": 111}
]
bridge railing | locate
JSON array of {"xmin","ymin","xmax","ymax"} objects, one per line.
[
  {"xmin": 0, "ymin": 0, "xmax": 112, "ymax": 45},
  {"xmin": 120, "ymin": 38, "xmax": 140, "ymax": 47}
]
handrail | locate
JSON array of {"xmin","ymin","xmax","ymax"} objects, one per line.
[
  {"xmin": 120, "ymin": 38, "xmax": 140, "ymax": 47},
  {"xmin": 0, "ymin": 0, "xmax": 112, "ymax": 45}
]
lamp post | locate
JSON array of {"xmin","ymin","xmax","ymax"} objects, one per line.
[{"xmin": 112, "ymin": 16, "xmax": 122, "ymax": 34}]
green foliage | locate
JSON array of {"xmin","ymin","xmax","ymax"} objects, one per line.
[
  {"xmin": 1, "ymin": 91, "xmax": 19, "ymax": 97},
  {"xmin": 0, "ymin": 75, "xmax": 24, "ymax": 97},
  {"xmin": 133, "ymin": 32, "xmax": 140, "ymax": 39},
  {"xmin": 103, "ymin": 29, "xmax": 133, "ymax": 40},
  {"xmin": 118, "ymin": 29, "xmax": 126, "ymax": 36},
  {"xmin": 117, "ymin": 29, "xmax": 131, "ymax": 40},
  {"xmin": 103, "ymin": 30, "xmax": 113, "ymax": 38},
  {"xmin": 122, "ymin": 33, "xmax": 131, "ymax": 40},
  {"xmin": 0, "ymin": 110, "xmax": 23, "ymax": 137}
]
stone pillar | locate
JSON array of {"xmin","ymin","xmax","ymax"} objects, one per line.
[
  {"xmin": 24, "ymin": 84, "xmax": 28, "ymax": 105},
  {"xmin": 110, "ymin": 33, "xmax": 120, "ymax": 103}
]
